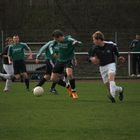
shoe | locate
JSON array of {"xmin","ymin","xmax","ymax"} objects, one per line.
[
  {"xmin": 119, "ymin": 87, "xmax": 124, "ymax": 101},
  {"xmin": 130, "ymin": 74, "xmax": 136, "ymax": 77},
  {"xmin": 107, "ymin": 94, "xmax": 116, "ymax": 103},
  {"xmin": 71, "ymin": 91, "xmax": 78, "ymax": 99},
  {"xmin": 50, "ymin": 88, "xmax": 58, "ymax": 95},
  {"xmin": 67, "ymin": 86, "xmax": 72, "ymax": 97},
  {"xmin": 4, "ymin": 89, "xmax": 9, "ymax": 92},
  {"xmin": 137, "ymin": 74, "xmax": 140, "ymax": 78}
]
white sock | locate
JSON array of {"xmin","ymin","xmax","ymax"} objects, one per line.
[
  {"xmin": 4, "ymin": 79, "xmax": 12, "ymax": 91},
  {"xmin": 115, "ymin": 86, "xmax": 122, "ymax": 93},
  {"xmin": 109, "ymin": 81, "xmax": 116, "ymax": 98}
]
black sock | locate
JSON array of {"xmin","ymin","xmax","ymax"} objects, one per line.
[
  {"xmin": 57, "ymin": 79, "xmax": 66, "ymax": 87},
  {"xmin": 36, "ymin": 78, "xmax": 46, "ymax": 87},
  {"xmin": 51, "ymin": 82, "xmax": 57, "ymax": 89},
  {"xmin": 25, "ymin": 78, "xmax": 29, "ymax": 89},
  {"xmin": 69, "ymin": 79, "xmax": 76, "ymax": 92}
]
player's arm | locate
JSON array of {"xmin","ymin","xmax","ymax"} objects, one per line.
[
  {"xmin": 113, "ymin": 44, "xmax": 125, "ymax": 63},
  {"xmin": 23, "ymin": 43, "xmax": 33, "ymax": 59},
  {"xmin": 36, "ymin": 43, "xmax": 49, "ymax": 63},
  {"xmin": 69, "ymin": 37, "xmax": 83, "ymax": 47},
  {"xmin": 88, "ymin": 47, "xmax": 99, "ymax": 65},
  {"xmin": 1, "ymin": 47, "xmax": 8, "ymax": 58},
  {"xmin": 7, "ymin": 46, "xmax": 13, "ymax": 64},
  {"xmin": 129, "ymin": 40, "xmax": 135, "ymax": 50}
]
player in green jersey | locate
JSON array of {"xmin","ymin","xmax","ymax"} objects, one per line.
[
  {"xmin": 51, "ymin": 30, "xmax": 83, "ymax": 99},
  {"xmin": 35, "ymin": 40, "xmax": 58, "ymax": 94},
  {"xmin": 8, "ymin": 35, "xmax": 33, "ymax": 91}
]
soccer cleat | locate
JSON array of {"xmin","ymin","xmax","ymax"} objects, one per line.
[
  {"xmin": 71, "ymin": 91, "xmax": 78, "ymax": 99},
  {"xmin": 107, "ymin": 94, "xmax": 116, "ymax": 103},
  {"xmin": 67, "ymin": 86, "xmax": 72, "ymax": 97},
  {"xmin": 50, "ymin": 88, "xmax": 58, "ymax": 95},
  {"xmin": 119, "ymin": 87, "xmax": 124, "ymax": 101},
  {"xmin": 3, "ymin": 89, "xmax": 9, "ymax": 92}
]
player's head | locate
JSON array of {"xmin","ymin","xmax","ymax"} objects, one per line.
[
  {"xmin": 5, "ymin": 37, "xmax": 13, "ymax": 45},
  {"xmin": 52, "ymin": 29, "xmax": 64, "ymax": 42},
  {"xmin": 92, "ymin": 31, "xmax": 105, "ymax": 46},
  {"xmin": 136, "ymin": 34, "xmax": 140, "ymax": 40},
  {"xmin": 13, "ymin": 35, "xmax": 20, "ymax": 44}
]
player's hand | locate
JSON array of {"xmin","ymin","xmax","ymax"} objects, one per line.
[
  {"xmin": 118, "ymin": 56, "xmax": 125, "ymax": 64},
  {"xmin": 28, "ymin": 53, "xmax": 33, "ymax": 60},
  {"xmin": 90, "ymin": 56, "xmax": 100, "ymax": 65},
  {"xmin": 8, "ymin": 60, "xmax": 13, "ymax": 64},
  {"xmin": 35, "ymin": 59, "xmax": 40, "ymax": 64}
]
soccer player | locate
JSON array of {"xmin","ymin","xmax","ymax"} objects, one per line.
[
  {"xmin": 35, "ymin": 40, "xmax": 58, "ymax": 94},
  {"xmin": 51, "ymin": 29, "xmax": 83, "ymax": 99},
  {"xmin": 0, "ymin": 37, "xmax": 14, "ymax": 92},
  {"xmin": 8, "ymin": 35, "xmax": 33, "ymax": 91},
  {"xmin": 89, "ymin": 31, "xmax": 125, "ymax": 103}
]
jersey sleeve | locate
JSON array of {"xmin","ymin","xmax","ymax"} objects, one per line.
[
  {"xmin": 130, "ymin": 40, "xmax": 135, "ymax": 50},
  {"xmin": 68, "ymin": 37, "xmax": 83, "ymax": 47},
  {"xmin": 88, "ymin": 46, "xmax": 96, "ymax": 57},
  {"xmin": 113, "ymin": 43, "xmax": 120, "ymax": 57},
  {"xmin": 8, "ymin": 45, "xmax": 12, "ymax": 57},
  {"xmin": 21, "ymin": 43, "xmax": 30, "ymax": 51},
  {"xmin": 36, "ymin": 43, "xmax": 49, "ymax": 59}
]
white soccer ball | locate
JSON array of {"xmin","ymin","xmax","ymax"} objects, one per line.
[{"xmin": 33, "ymin": 86, "xmax": 44, "ymax": 97}]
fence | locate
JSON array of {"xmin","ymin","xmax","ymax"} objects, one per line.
[{"xmin": 23, "ymin": 51, "xmax": 140, "ymax": 79}]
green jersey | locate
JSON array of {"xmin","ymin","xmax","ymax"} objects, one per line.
[
  {"xmin": 36, "ymin": 40, "xmax": 57, "ymax": 60},
  {"xmin": 56, "ymin": 36, "xmax": 83, "ymax": 62},
  {"xmin": 9, "ymin": 42, "xmax": 30, "ymax": 61},
  {"xmin": 130, "ymin": 39, "xmax": 140, "ymax": 52}
]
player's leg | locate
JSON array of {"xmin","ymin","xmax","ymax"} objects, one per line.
[
  {"xmin": 51, "ymin": 62, "xmax": 68, "ymax": 90},
  {"xmin": 100, "ymin": 64, "xmax": 116, "ymax": 102},
  {"xmin": 3, "ymin": 64, "xmax": 14, "ymax": 92},
  {"xmin": 132, "ymin": 54, "xmax": 137, "ymax": 76},
  {"xmin": 108, "ymin": 63, "xmax": 124, "ymax": 101},
  {"xmin": 137, "ymin": 55, "xmax": 140, "ymax": 77},
  {"xmin": 65, "ymin": 67, "xmax": 78, "ymax": 99},
  {"xmin": 19, "ymin": 60, "xmax": 30, "ymax": 90},
  {"xmin": 48, "ymin": 60, "xmax": 58, "ymax": 93}
]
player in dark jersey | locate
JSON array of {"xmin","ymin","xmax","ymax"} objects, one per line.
[
  {"xmin": 0, "ymin": 37, "xmax": 14, "ymax": 92},
  {"xmin": 51, "ymin": 30, "xmax": 83, "ymax": 99},
  {"xmin": 89, "ymin": 31, "xmax": 125, "ymax": 103}
]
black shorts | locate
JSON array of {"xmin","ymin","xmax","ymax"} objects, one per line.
[
  {"xmin": 45, "ymin": 59, "xmax": 55, "ymax": 75},
  {"xmin": 13, "ymin": 60, "xmax": 27, "ymax": 75},
  {"xmin": 52, "ymin": 60, "xmax": 73, "ymax": 74}
]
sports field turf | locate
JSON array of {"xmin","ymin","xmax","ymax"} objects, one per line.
[{"xmin": 0, "ymin": 80, "xmax": 140, "ymax": 140}]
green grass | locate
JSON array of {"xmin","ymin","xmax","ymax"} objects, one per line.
[{"xmin": 0, "ymin": 80, "xmax": 140, "ymax": 140}]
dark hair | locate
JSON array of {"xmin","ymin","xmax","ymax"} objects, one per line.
[
  {"xmin": 5, "ymin": 37, "xmax": 12, "ymax": 45},
  {"xmin": 92, "ymin": 31, "xmax": 105, "ymax": 41},
  {"xmin": 13, "ymin": 34, "xmax": 19, "ymax": 38},
  {"xmin": 52, "ymin": 29, "xmax": 64, "ymax": 38}
]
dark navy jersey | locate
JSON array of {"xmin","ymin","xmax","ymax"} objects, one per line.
[
  {"xmin": 1, "ymin": 46, "xmax": 9, "ymax": 64},
  {"xmin": 89, "ymin": 41, "xmax": 120, "ymax": 66}
]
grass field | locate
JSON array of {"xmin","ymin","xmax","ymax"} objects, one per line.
[{"xmin": 0, "ymin": 80, "xmax": 140, "ymax": 140}]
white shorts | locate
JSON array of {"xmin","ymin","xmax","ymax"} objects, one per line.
[
  {"xmin": 3, "ymin": 64, "xmax": 14, "ymax": 75},
  {"xmin": 99, "ymin": 63, "xmax": 116, "ymax": 84}
]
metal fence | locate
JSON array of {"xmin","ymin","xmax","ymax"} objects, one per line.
[{"xmin": 23, "ymin": 52, "xmax": 140, "ymax": 79}]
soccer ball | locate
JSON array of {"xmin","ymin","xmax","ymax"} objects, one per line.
[{"xmin": 33, "ymin": 86, "xmax": 44, "ymax": 97}]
